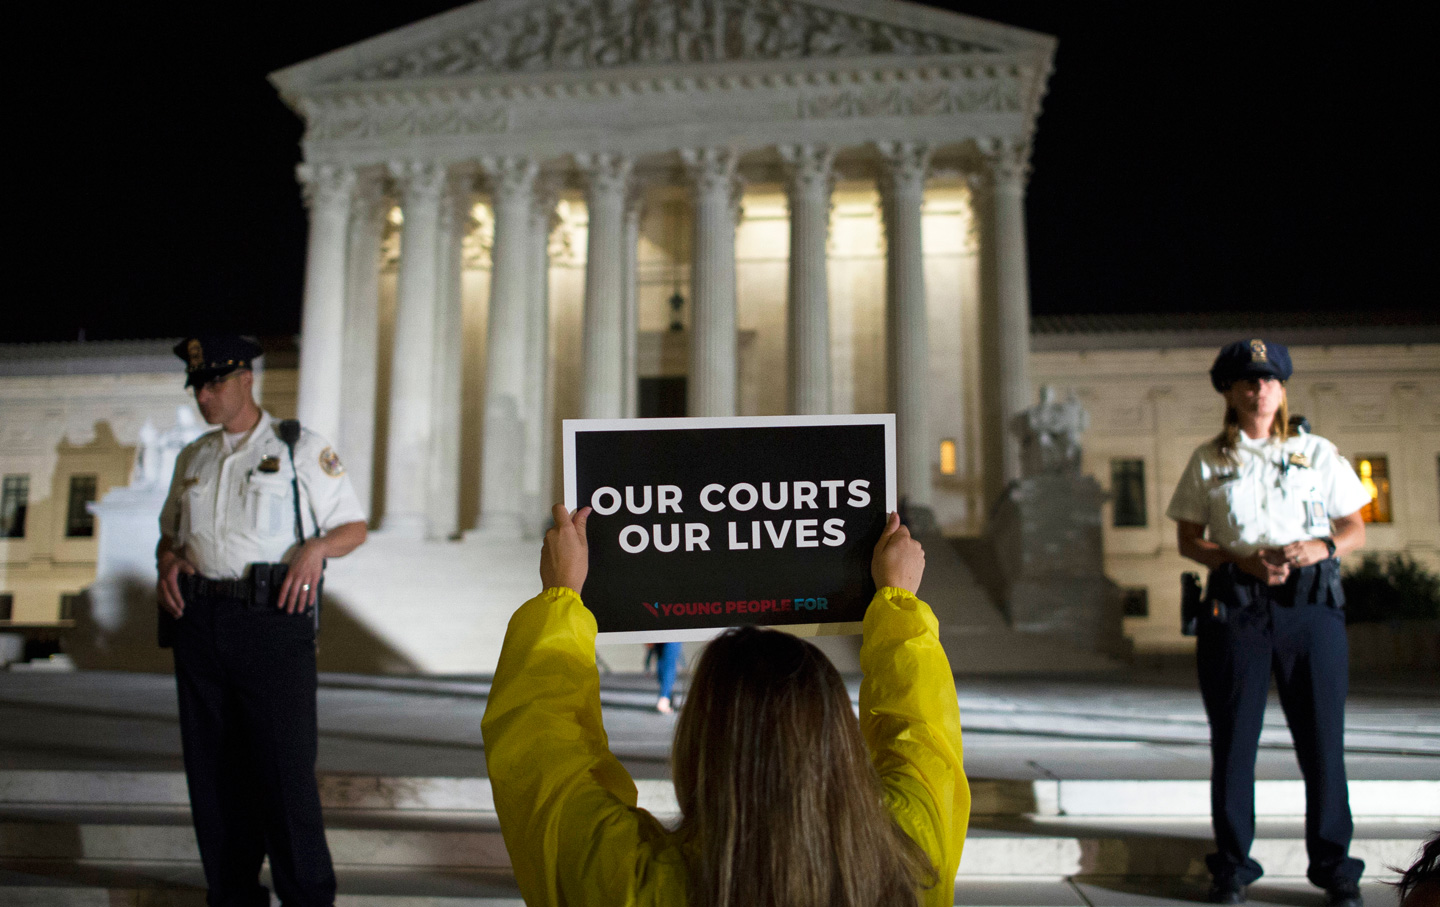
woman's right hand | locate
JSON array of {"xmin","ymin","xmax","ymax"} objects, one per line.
[
  {"xmin": 1238, "ymin": 548, "xmax": 1289, "ymax": 586},
  {"xmin": 872, "ymin": 511, "xmax": 925, "ymax": 594},
  {"xmin": 541, "ymin": 504, "xmax": 591, "ymax": 593}
]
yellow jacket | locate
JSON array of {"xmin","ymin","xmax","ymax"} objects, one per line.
[{"xmin": 481, "ymin": 586, "xmax": 969, "ymax": 906}]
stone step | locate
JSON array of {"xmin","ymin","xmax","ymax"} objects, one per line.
[
  {"xmin": 0, "ymin": 880, "xmax": 1411, "ymax": 907},
  {"xmin": 4, "ymin": 770, "xmax": 1437, "ymax": 819},
  {"xmin": 0, "ymin": 808, "xmax": 1427, "ymax": 879}
]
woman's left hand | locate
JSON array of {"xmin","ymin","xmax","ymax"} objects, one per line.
[
  {"xmin": 1280, "ymin": 538, "xmax": 1328, "ymax": 569},
  {"xmin": 541, "ymin": 504, "xmax": 591, "ymax": 593}
]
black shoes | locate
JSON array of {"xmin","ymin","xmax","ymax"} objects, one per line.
[
  {"xmin": 1323, "ymin": 880, "xmax": 1363, "ymax": 907},
  {"xmin": 1208, "ymin": 879, "xmax": 1247, "ymax": 904}
]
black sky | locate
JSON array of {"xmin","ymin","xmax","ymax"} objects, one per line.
[{"xmin": 7, "ymin": 2, "xmax": 1432, "ymax": 343}]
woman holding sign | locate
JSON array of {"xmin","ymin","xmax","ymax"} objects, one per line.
[{"xmin": 481, "ymin": 506, "xmax": 968, "ymax": 907}]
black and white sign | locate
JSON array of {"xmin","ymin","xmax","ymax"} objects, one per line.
[{"xmin": 563, "ymin": 415, "xmax": 896, "ymax": 642}]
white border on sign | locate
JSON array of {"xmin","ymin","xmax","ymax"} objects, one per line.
[
  {"xmin": 563, "ymin": 413, "xmax": 897, "ymax": 514},
  {"xmin": 562, "ymin": 414, "xmax": 896, "ymax": 642}
]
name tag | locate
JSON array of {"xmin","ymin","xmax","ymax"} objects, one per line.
[{"xmin": 1306, "ymin": 500, "xmax": 1328, "ymax": 532}]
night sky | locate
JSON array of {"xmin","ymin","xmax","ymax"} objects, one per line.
[{"xmin": 8, "ymin": 2, "xmax": 1431, "ymax": 343}]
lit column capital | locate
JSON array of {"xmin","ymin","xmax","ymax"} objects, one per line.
[
  {"xmin": 778, "ymin": 144, "xmax": 836, "ymax": 197},
  {"xmin": 875, "ymin": 141, "xmax": 932, "ymax": 203},
  {"xmin": 575, "ymin": 152, "xmax": 633, "ymax": 195},
  {"xmin": 478, "ymin": 156, "xmax": 538, "ymax": 199},
  {"xmin": 296, "ymin": 162, "xmax": 357, "ymax": 212},
  {"xmin": 681, "ymin": 147, "xmax": 743, "ymax": 219},
  {"xmin": 386, "ymin": 160, "xmax": 447, "ymax": 202},
  {"xmin": 978, "ymin": 137, "xmax": 1032, "ymax": 192}
]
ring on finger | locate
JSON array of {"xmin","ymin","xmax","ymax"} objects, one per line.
[{"xmin": 301, "ymin": 584, "xmax": 311, "ymax": 592}]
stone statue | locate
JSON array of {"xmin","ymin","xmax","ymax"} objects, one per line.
[
  {"xmin": 133, "ymin": 406, "xmax": 205, "ymax": 489},
  {"xmin": 1015, "ymin": 385, "xmax": 1088, "ymax": 477}
]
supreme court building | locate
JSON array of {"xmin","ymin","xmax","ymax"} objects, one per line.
[{"xmin": 269, "ymin": 0, "xmax": 1055, "ymax": 546}]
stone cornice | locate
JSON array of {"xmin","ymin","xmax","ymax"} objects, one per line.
[{"xmin": 294, "ymin": 59, "xmax": 1040, "ymax": 156}]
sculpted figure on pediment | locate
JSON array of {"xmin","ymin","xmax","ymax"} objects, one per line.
[{"xmin": 341, "ymin": 0, "xmax": 1000, "ymax": 82}]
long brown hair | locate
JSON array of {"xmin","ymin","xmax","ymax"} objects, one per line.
[
  {"xmin": 672, "ymin": 626, "xmax": 937, "ymax": 907},
  {"xmin": 1214, "ymin": 383, "xmax": 1289, "ymax": 464}
]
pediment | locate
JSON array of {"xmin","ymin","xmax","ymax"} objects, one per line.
[{"xmin": 272, "ymin": 0, "xmax": 1053, "ymax": 94}]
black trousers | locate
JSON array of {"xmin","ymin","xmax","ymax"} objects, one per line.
[
  {"xmin": 172, "ymin": 587, "xmax": 336, "ymax": 907},
  {"xmin": 1196, "ymin": 568, "xmax": 1362, "ymax": 889}
]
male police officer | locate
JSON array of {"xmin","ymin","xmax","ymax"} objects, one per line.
[
  {"xmin": 1168, "ymin": 340, "xmax": 1368, "ymax": 907},
  {"xmin": 157, "ymin": 335, "xmax": 367, "ymax": 907}
]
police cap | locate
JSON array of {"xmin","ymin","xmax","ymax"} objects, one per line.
[
  {"xmin": 1209, "ymin": 338, "xmax": 1292, "ymax": 392},
  {"xmin": 172, "ymin": 335, "xmax": 262, "ymax": 388}
]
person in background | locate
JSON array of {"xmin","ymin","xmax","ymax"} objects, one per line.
[
  {"xmin": 482, "ymin": 506, "xmax": 968, "ymax": 907},
  {"xmin": 1168, "ymin": 339, "xmax": 1369, "ymax": 907},
  {"xmin": 651, "ymin": 641, "xmax": 682, "ymax": 713}
]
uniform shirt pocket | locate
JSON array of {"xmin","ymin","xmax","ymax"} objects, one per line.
[
  {"xmin": 246, "ymin": 475, "xmax": 293, "ymax": 539},
  {"xmin": 180, "ymin": 477, "xmax": 211, "ymax": 543},
  {"xmin": 1206, "ymin": 478, "xmax": 1246, "ymax": 529}
]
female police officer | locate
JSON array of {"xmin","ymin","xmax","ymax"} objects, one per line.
[{"xmin": 1167, "ymin": 340, "xmax": 1369, "ymax": 906}]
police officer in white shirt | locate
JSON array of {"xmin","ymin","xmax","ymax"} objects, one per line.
[
  {"xmin": 157, "ymin": 335, "xmax": 367, "ymax": 907},
  {"xmin": 1167, "ymin": 340, "xmax": 1369, "ymax": 907}
]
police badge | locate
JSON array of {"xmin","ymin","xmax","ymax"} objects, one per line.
[
  {"xmin": 319, "ymin": 447, "xmax": 345, "ymax": 477},
  {"xmin": 1249, "ymin": 339, "xmax": 1267, "ymax": 362}
]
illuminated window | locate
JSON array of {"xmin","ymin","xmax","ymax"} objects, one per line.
[
  {"xmin": 1355, "ymin": 456, "xmax": 1392, "ymax": 524},
  {"xmin": 1110, "ymin": 458, "xmax": 1147, "ymax": 527},
  {"xmin": 939, "ymin": 439, "xmax": 957, "ymax": 476},
  {"xmin": 65, "ymin": 475, "xmax": 98, "ymax": 538},
  {"xmin": 1, "ymin": 475, "xmax": 27, "ymax": 538}
]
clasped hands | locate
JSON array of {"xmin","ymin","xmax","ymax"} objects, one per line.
[
  {"xmin": 1238, "ymin": 538, "xmax": 1328, "ymax": 585},
  {"xmin": 541, "ymin": 505, "xmax": 925, "ymax": 595}
]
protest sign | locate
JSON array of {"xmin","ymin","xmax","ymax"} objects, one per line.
[{"xmin": 563, "ymin": 414, "xmax": 895, "ymax": 642}]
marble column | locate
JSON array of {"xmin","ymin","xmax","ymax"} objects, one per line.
[
  {"xmin": 295, "ymin": 163, "xmax": 355, "ymax": 446},
  {"xmin": 877, "ymin": 142, "xmax": 933, "ymax": 510},
  {"xmin": 380, "ymin": 161, "xmax": 446, "ymax": 537},
  {"xmin": 338, "ymin": 168, "xmax": 387, "ymax": 519},
  {"xmin": 475, "ymin": 157, "xmax": 537, "ymax": 537},
  {"xmin": 680, "ymin": 147, "xmax": 741, "ymax": 418},
  {"xmin": 621, "ymin": 187, "xmax": 644, "ymax": 418},
  {"xmin": 779, "ymin": 145, "xmax": 835, "ymax": 416},
  {"xmin": 427, "ymin": 169, "xmax": 473, "ymax": 539},
  {"xmin": 522, "ymin": 180, "xmax": 557, "ymax": 535},
  {"xmin": 576, "ymin": 153, "xmax": 632, "ymax": 419},
  {"xmin": 989, "ymin": 144, "xmax": 1035, "ymax": 484}
]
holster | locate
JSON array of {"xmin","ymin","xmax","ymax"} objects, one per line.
[{"xmin": 1181, "ymin": 571, "xmax": 1203, "ymax": 636}]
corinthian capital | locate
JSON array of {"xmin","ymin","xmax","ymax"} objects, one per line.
[
  {"xmin": 478, "ymin": 156, "xmax": 538, "ymax": 200},
  {"xmin": 778, "ymin": 144, "xmax": 836, "ymax": 198},
  {"xmin": 681, "ymin": 147, "xmax": 740, "ymax": 196},
  {"xmin": 978, "ymin": 137, "xmax": 1032, "ymax": 189},
  {"xmin": 575, "ymin": 152, "xmax": 633, "ymax": 196},
  {"xmin": 386, "ymin": 160, "xmax": 447, "ymax": 203},
  {"xmin": 874, "ymin": 141, "xmax": 931, "ymax": 197},
  {"xmin": 296, "ymin": 163, "xmax": 356, "ymax": 211}
]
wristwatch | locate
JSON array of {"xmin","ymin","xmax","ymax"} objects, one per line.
[{"xmin": 1321, "ymin": 537, "xmax": 1336, "ymax": 559}]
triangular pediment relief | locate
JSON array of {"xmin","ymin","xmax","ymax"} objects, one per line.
[{"xmin": 276, "ymin": 0, "xmax": 1048, "ymax": 93}]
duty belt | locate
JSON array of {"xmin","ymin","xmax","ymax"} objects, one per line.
[
  {"xmin": 180, "ymin": 563, "xmax": 290, "ymax": 606},
  {"xmin": 181, "ymin": 574, "xmax": 251, "ymax": 600}
]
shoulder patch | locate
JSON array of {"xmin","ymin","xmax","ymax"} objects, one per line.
[{"xmin": 319, "ymin": 447, "xmax": 345, "ymax": 478}]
